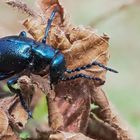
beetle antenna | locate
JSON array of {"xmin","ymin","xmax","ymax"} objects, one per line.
[
  {"xmin": 66, "ymin": 61, "xmax": 118, "ymax": 73},
  {"xmin": 61, "ymin": 74, "xmax": 105, "ymax": 85},
  {"xmin": 42, "ymin": 6, "xmax": 58, "ymax": 43}
]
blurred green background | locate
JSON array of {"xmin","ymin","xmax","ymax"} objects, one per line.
[{"xmin": 0, "ymin": 0, "xmax": 140, "ymax": 139}]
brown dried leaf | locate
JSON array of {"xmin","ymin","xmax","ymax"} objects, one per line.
[
  {"xmin": 31, "ymin": 74, "xmax": 64, "ymax": 130},
  {"xmin": 65, "ymin": 133, "xmax": 94, "ymax": 140},
  {"xmin": 10, "ymin": 102, "xmax": 28, "ymax": 132},
  {"xmin": 87, "ymin": 113, "xmax": 117, "ymax": 140},
  {"xmin": 6, "ymin": 76, "xmax": 36, "ymax": 132},
  {"xmin": 0, "ymin": 76, "xmax": 36, "ymax": 138},
  {"xmin": 0, "ymin": 95, "xmax": 28, "ymax": 132},
  {"xmin": 30, "ymin": 74, "xmax": 90, "ymax": 132},
  {"xmin": 28, "ymin": 131, "xmax": 95, "ymax": 140},
  {"xmin": 0, "ymin": 108, "xmax": 9, "ymax": 138},
  {"xmin": 1, "ymin": 125, "xmax": 20, "ymax": 140},
  {"xmin": 45, "ymin": 25, "xmax": 109, "ymax": 83},
  {"xmin": 0, "ymin": 95, "xmax": 17, "ymax": 109},
  {"xmin": 49, "ymin": 132, "xmax": 95, "ymax": 140},
  {"xmin": 47, "ymin": 95, "xmax": 64, "ymax": 130},
  {"xmin": 54, "ymin": 79, "xmax": 91, "ymax": 132},
  {"xmin": 30, "ymin": 74, "xmax": 91, "ymax": 132},
  {"xmin": 0, "ymin": 96, "xmax": 25, "ymax": 139},
  {"xmin": 22, "ymin": 0, "xmax": 110, "ymax": 134},
  {"xmin": 37, "ymin": 0, "xmax": 64, "ymax": 23},
  {"xmin": 30, "ymin": 74, "xmax": 50, "ymax": 94},
  {"xmin": 23, "ymin": 2, "xmax": 109, "ymax": 85},
  {"xmin": 90, "ymin": 87, "xmax": 134, "ymax": 140},
  {"xmin": 18, "ymin": 76, "xmax": 35, "ymax": 108}
]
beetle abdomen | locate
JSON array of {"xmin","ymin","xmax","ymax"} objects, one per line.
[{"xmin": 0, "ymin": 36, "xmax": 32, "ymax": 72}]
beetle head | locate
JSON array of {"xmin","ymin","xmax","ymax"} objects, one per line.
[{"xmin": 50, "ymin": 52, "xmax": 66, "ymax": 84}]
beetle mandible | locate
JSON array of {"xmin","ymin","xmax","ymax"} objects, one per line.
[{"xmin": 0, "ymin": 7, "xmax": 118, "ymax": 118}]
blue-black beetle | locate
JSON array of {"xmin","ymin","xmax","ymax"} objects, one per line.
[{"xmin": 0, "ymin": 7, "xmax": 118, "ymax": 117}]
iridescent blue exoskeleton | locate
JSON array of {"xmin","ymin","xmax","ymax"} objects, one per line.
[{"xmin": 0, "ymin": 7, "xmax": 118, "ymax": 118}]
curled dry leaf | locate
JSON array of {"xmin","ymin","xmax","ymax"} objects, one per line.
[
  {"xmin": 30, "ymin": 73, "xmax": 91, "ymax": 133},
  {"xmin": 47, "ymin": 95, "xmax": 64, "ymax": 130},
  {"xmin": 65, "ymin": 133, "xmax": 95, "ymax": 140},
  {"xmin": 0, "ymin": 76, "xmax": 36, "ymax": 138},
  {"xmin": 31, "ymin": 73, "xmax": 92, "ymax": 132},
  {"xmin": 28, "ymin": 131, "xmax": 95, "ymax": 140},
  {"xmin": 0, "ymin": 108, "xmax": 9, "ymax": 138},
  {"xmin": 10, "ymin": 102, "xmax": 28, "ymax": 132},
  {"xmin": 87, "ymin": 113, "xmax": 117, "ymax": 140},
  {"xmin": 23, "ymin": 0, "xmax": 109, "ymax": 84},
  {"xmin": 7, "ymin": 75, "xmax": 36, "ymax": 132},
  {"xmin": 22, "ymin": 0, "xmax": 110, "ymax": 134},
  {"xmin": 0, "ymin": 126, "xmax": 20, "ymax": 140},
  {"xmin": 49, "ymin": 131, "xmax": 95, "ymax": 140},
  {"xmin": 49, "ymin": 132, "xmax": 65, "ymax": 140},
  {"xmin": 0, "ymin": 96, "xmax": 25, "ymax": 139},
  {"xmin": 37, "ymin": 0, "xmax": 64, "ymax": 23},
  {"xmin": 18, "ymin": 75, "xmax": 35, "ymax": 109},
  {"xmin": 55, "ymin": 80, "xmax": 91, "ymax": 132},
  {"xmin": 30, "ymin": 74, "xmax": 64, "ymax": 130},
  {"xmin": 89, "ymin": 87, "xmax": 134, "ymax": 140}
]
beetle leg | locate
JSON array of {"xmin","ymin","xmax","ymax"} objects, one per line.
[
  {"xmin": 28, "ymin": 56, "xmax": 35, "ymax": 71},
  {"xmin": 7, "ymin": 76, "xmax": 20, "ymax": 93},
  {"xmin": 19, "ymin": 31, "xmax": 27, "ymax": 37},
  {"xmin": 7, "ymin": 76, "xmax": 32, "ymax": 119},
  {"xmin": 42, "ymin": 7, "xmax": 58, "ymax": 43},
  {"xmin": 66, "ymin": 61, "xmax": 118, "ymax": 74},
  {"xmin": 61, "ymin": 73, "xmax": 105, "ymax": 85},
  {"xmin": 0, "ymin": 72, "xmax": 15, "ymax": 80}
]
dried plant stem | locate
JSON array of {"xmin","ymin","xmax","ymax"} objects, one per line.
[
  {"xmin": 5, "ymin": 0, "xmax": 37, "ymax": 17},
  {"xmin": 46, "ymin": 93, "xmax": 64, "ymax": 130},
  {"xmin": 90, "ymin": 0, "xmax": 140, "ymax": 26}
]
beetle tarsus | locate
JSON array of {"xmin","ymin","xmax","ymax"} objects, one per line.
[
  {"xmin": 7, "ymin": 76, "xmax": 32, "ymax": 119},
  {"xmin": 18, "ymin": 91, "xmax": 33, "ymax": 119},
  {"xmin": 61, "ymin": 73, "xmax": 105, "ymax": 85}
]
